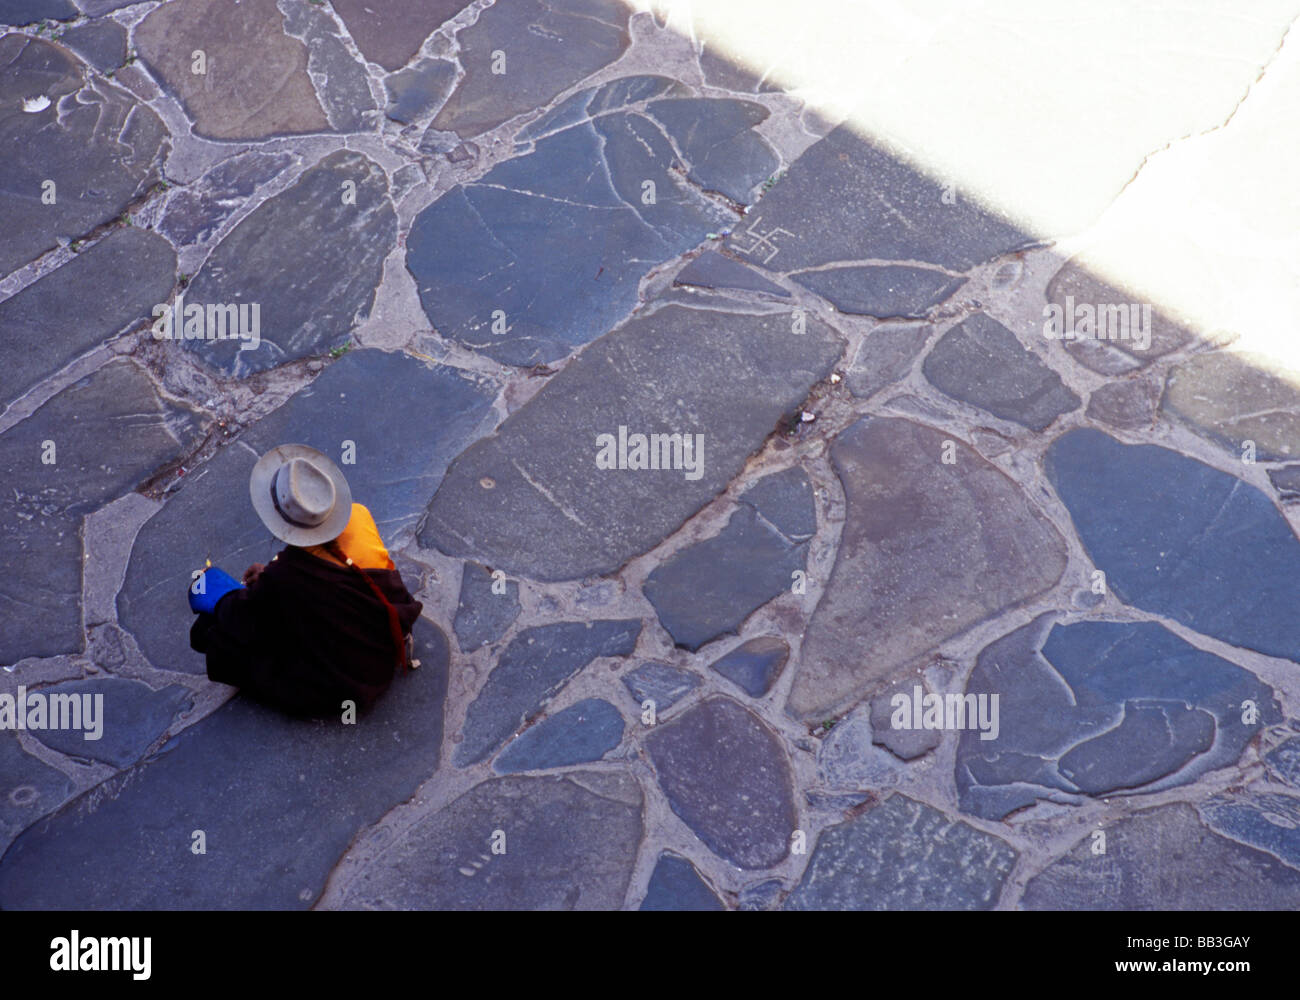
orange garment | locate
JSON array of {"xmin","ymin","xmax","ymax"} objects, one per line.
[{"xmin": 304, "ymin": 503, "xmax": 393, "ymax": 569}]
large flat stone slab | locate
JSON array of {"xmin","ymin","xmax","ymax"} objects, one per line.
[
  {"xmin": 419, "ymin": 303, "xmax": 842, "ymax": 581},
  {"xmin": 1163, "ymin": 351, "xmax": 1300, "ymax": 461},
  {"xmin": 923, "ymin": 312, "xmax": 1079, "ymax": 431},
  {"xmin": 956, "ymin": 615, "xmax": 1279, "ymax": 820},
  {"xmin": 118, "ymin": 349, "xmax": 495, "ymax": 674},
  {"xmin": 1, "ymin": 227, "xmax": 176, "ymax": 410},
  {"xmin": 338, "ymin": 770, "xmax": 642, "ymax": 909},
  {"xmin": 793, "ymin": 265, "xmax": 965, "ymax": 319},
  {"xmin": 494, "ymin": 697, "xmax": 624, "ymax": 773},
  {"xmin": 411, "ymin": 76, "xmax": 776, "ymax": 366},
  {"xmin": 1, "ymin": 359, "xmax": 205, "ymax": 664},
  {"xmin": 708, "ymin": 637, "xmax": 789, "ymax": 698},
  {"xmin": 845, "ymin": 324, "xmax": 930, "ymax": 399},
  {"xmin": 0, "ymin": 36, "xmax": 168, "ymax": 277},
  {"xmin": 619, "ymin": 662, "xmax": 700, "ymax": 714},
  {"xmin": 135, "ymin": 0, "xmax": 329, "ymax": 140},
  {"xmin": 791, "ymin": 416, "xmax": 1066, "ymax": 721},
  {"xmin": 454, "ymin": 620, "xmax": 641, "ymax": 766},
  {"xmin": 0, "ymin": 618, "xmax": 450, "ymax": 909},
  {"xmin": 0, "ymin": 734, "xmax": 73, "ymax": 856},
  {"xmin": 639, "ymin": 96, "xmax": 778, "ymax": 203},
  {"xmin": 786, "ymin": 794, "xmax": 1017, "ymax": 910},
  {"xmin": 28, "ymin": 678, "xmax": 193, "ymax": 769},
  {"xmin": 158, "ymin": 151, "xmax": 294, "ymax": 247},
  {"xmin": 726, "ymin": 121, "xmax": 1031, "ymax": 273},
  {"xmin": 1200, "ymin": 790, "xmax": 1300, "ymax": 870},
  {"xmin": 0, "ymin": 1, "xmax": 76, "ymax": 24},
  {"xmin": 1022, "ymin": 803, "xmax": 1300, "ymax": 909},
  {"xmin": 59, "ymin": 19, "xmax": 128, "ymax": 73},
  {"xmin": 640, "ymin": 852, "xmax": 725, "ymax": 911},
  {"xmin": 674, "ymin": 250, "xmax": 789, "ymax": 297},
  {"xmin": 180, "ymin": 150, "xmax": 396, "ymax": 375},
  {"xmin": 1046, "ymin": 428, "xmax": 1300, "ymax": 661},
  {"xmin": 645, "ymin": 697, "xmax": 795, "ymax": 869},
  {"xmin": 452, "ymin": 562, "xmax": 521, "ymax": 652},
  {"xmin": 643, "ymin": 468, "xmax": 814, "ymax": 651},
  {"xmin": 331, "ymin": 0, "xmax": 472, "ymax": 71},
  {"xmin": 431, "ymin": 0, "xmax": 630, "ymax": 137},
  {"xmin": 278, "ymin": 3, "xmax": 378, "ymax": 132}
]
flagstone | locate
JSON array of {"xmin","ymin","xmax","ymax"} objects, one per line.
[{"xmin": 639, "ymin": 852, "xmax": 724, "ymax": 911}]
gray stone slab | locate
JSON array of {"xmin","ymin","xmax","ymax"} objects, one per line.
[
  {"xmin": 331, "ymin": 0, "xmax": 471, "ymax": 71},
  {"xmin": 1022, "ymin": 803, "xmax": 1300, "ymax": 909},
  {"xmin": 454, "ymin": 620, "xmax": 641, "ymax": 766},
  {"xmin": 845, "ymin": 324, "xmax": 930, "ymax": 399},
  {"xmin": 1269, "ymin": 466, "xmax": 1300, "ymax": 501},
  {"xmin": 135, "ymin": 0, "xmax": 329, "ymax": 140},
  {"xmin": 118, "ymin": 349, "xmax": 496, "ymax": 674},
  {"xmin": 956, "ymin": 615, "xmax": 1280, "ymax": 820},
  {"xmin": 0, "ymin": 617, "xmax": 449, "ymax": 909},
  {"xmin": 494, "ymin": 697, "xmax": 624, "ymax": 773},
  {"xmin": 816, "ymin": 706, "xmax": 905, "ymax": 789},
  {"xmin": 620, "ymin": 662, "xmax": 700, "ymax": 713},
  {"xmin": 59, "ymin": 19, "xmax": 127, "ymax": 72},
  {"xmin": 385, "ymin": 57, "xmax": 457, "ymax": 124},
  {"xmin": 698, "ymin": 41, "xmax": 779, "ymax": 95},
  {"xmin": 0, "ymin": 35, "xmax": 168, "ymax": 277},
  {"xmin": 0, "ymin": 0, "xmax": 76, "ymax": 23},
  {"xmin": 411, "ymin": 79, "xmax": 748, "ymax": 366},
  {"xmin": 869, "ymin": 676, "xmax": 942, "ymax": 760},
  {"xmin": 1265, "ymin": 737, "xmax": 1300, "ymax": 787},
  {"xmin": 29, "ymin": 678, "xmax": 193, "ymax": 768},
  {"xmin": 280, "ymin": 1, "xmax": 378, "ymax": 132},
  {"xmin": 453, "ymin": 562, "xmax": 521, "ymax": 652},
  {"xmin": 0, "ymin": 227, "xmax": 175, "ymax": 410},
  {"xmin": 639, "ymin": 851, "xmax": 725, "ymax": 910},
  {"xmin": 1, "ymin": 359, "xmax": 206, "ymax": 664},
  {"xmin": 419, "ymin": 303, "xmax": 842, "ymax": 580},
  {"xmin": 1164, "ymin": 352, "xmax": 1300, "ymax": 462},
  {"xmin": 708, "ymin": 636, "xmax": 789, "ymax": 698},
  {"xmin": 923, "ymin": 312, "xmax": 1080, "ymax": 430},
  {"xmin": 180, "ymin": 151, "xmax": 396, "ymax": 375},
  {"xmin": 1046, "ymin": 428, "xmax": 1300, "ymax": 661},
  {"xmin": 740, "ymin": 465, "xmax": 816, "ymax": 540},
  {"xmin": 1201, "ymin": 790, "xmax": 1300, "ymax": 869},
  {"xmin": 674, "ymin": 250, "xmax": 790, "ymax": 297},
  {"xmin": 725, "ymin": 121, "xmax": 1032, "ymax": 273},
  {"xmin": 158, "ymin": 152, "xmax": 294, "ymax": 247},
  {"xmin": 793, "ymin": 265, "xmax": 965, "ymax": 319},
  {"xmin": 1086, "ymin": 377, "xmax": 1160, "ymax": 430},
  {"xmin": 786, "ymin": 794, "xmax": 1017, "ymax": 910},
  {"xmin": 643, "ymin": 96, "xmax": 777, "ymax": 203},
  {"xmin": 645, "ymin": 696, "xmax": 795, "ymax": 869},
  {"xmin": 792, "ymin": 416, "xmax": 1066, "ymax": 721},
  {"xmin": 432, "ymin": 0, "xmax": 630, "ymax": 136},
  {"xmin": 738, "ymin": 878, "xmax": 784, "ymax": 910},
  {"xmin": 0, "ymin": 733, "xmax": 73, "ymax": 855},
  {"xmin": 339, "ymin": 770, "xmax": 642, "ymax": 909}
]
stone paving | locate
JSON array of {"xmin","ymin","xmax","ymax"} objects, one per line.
[{"xmin": 1, "ymin": 0, "xmax": 1299, "ymax": 911}]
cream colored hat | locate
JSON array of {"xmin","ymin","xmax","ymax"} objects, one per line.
[{"xmin": 249, "ymin": 444, "xmax": 353, "ymax": 546}]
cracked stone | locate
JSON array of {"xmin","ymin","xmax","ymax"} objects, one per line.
[
  {"xmin": 1022, "ymin": 803, "xmax": 1300, "ymax": 909},
  {"xmin": 454, "ymin": 620, "xmax": 641, "ymax": 767},
  {"xmin": 1265, "ymin": 737, "xmax": 1300, "ymax": 787},
  {"xmin": 0, "ymin": 618, "xmax": 449, "ymax": 908},
  {"xmin": 956, "ymin": 615, "xmax": 1280, "ymax": 820},
  {"xmin": 792, "ymin": 416, "xmax": 1067, "ymax": 722},
  {"xmin": 792, "ymin": 265, "xmax": 966, "ymax": 319},
  {"xmin": 385, "ymin": 57, "xmax": 457, "ymax": 124},
  {"xmin": 641, "ymin": 96, "xmax": 777, "ymax": 203},
  {"xmin": 0, "ymin": 359, "xmax": 205, "ymax": 665},
  {"xmin": 0, "ymin": 1, "xmax": 76, "ymax": 23},
  {"xmin": 708, "ymin": 636, "xmax": 789, "ymax": 698},
  {"xmin": 1046, "ymin": 428, "xmax": 1300, "ymax": 661},
  {"xmin": 158, "ymin": 152, "xmax": 294, "ymax": 247},
  {"xmin": 453, "ymin": 562, "xmax": 521, "ymax": 652},
  {"xmin": 816, "ymin": 706, "xmax": 904, "ymax": 789},
  {"xmin": 420, "ymin": 303, "xmax": 842, "ymax": 581},
  {"xmin": 674, "ymin": 250, "xmax": 790, "ymax": 297},
  {"xmin": 639, "ymin": 852, "xmax": 724, "ymax": 911},
  {"xmin": 923, "ymin": 312, "xmax": 1080, "ymax": 431},
  {"xmin": 0, "ymin": 35, "xmax": 169, "ymax": 278},
  {"xmin": 280, "ymin": 1, "xmax": 378, "ymax": 132},
  {"xmin": 725, "ymin": 121, "xmax": 1031, "ymax": 273},
  {"xmin": 431, "ymin": 0, "xmax": 630, "ymax": 137},
  {"xmin": 0, "ymin": 227, "xmax": 176, "ymax": 412},
  {"xmin": 1200, "ymin": 790, "xmax": 1300, "ymax": 870},
  {"xmin": 338, "ymin": 770, "xmax": 642, "ymax": 910},
  {"xmin": 135, "ymin": 0, "xmax": 329, "ymax": 140},
  {"xmin": 786, "ymin": 794, "xmax": 1017, "ymax": 910},
  {"xmin": 180, "ymin": 150, "xmax": 396, "ymax": 376},
  {"xmin": 493, "ymin": 697, "xmax": 624, "ymax": 773},
  {"xmin": 643, "ymin": 468, "xmax": 815, "ymax": 651},
  {"xmin": 1086, "ymin": 377, "xmax": 1161, "ymax": 430},
  {"xmin": 0, "ymin": 733, "xmax": 73, "ymax": 856},
  {"xmin": 1047, "ymin": 260, "xmax": 1192, "ymax": 373},
  {"xmin": 1163, "ymin": 351, "xmax": 1300, "ymax": 461},
  {"xmin": 411, "ymin": 76, "xmax": 765, "ymax": 366},
  {"xmin": 59, "ymin": 19, "xmax": 128, "ymax": 73},
  {"xmin": 619, "ymin": 662, "xmax": 700, "ymax": 714},
  {"xmin": 845, "ymin": 324, "xmax": 930, "ymax": 399},
  {"xmin": 28, "ymin": 678, "xmax": 193, "ymax": 769},
  {"xmin": 118, "ymin": 349, "xmax": 495, "ymax": 675},
  {"xmin": 645, "ymin": 696, "xmax": 795, "ymax": 870},
  {"xmin": 330, "ymin": 0, "xmax": 471, "ymax": 72}
]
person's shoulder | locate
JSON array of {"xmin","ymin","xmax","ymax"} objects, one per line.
[{"xmin": 348, "ymin": 503, "xmax": 379, "ymax": 530}]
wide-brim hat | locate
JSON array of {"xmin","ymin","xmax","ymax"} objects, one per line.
[{"xmin": 249, "ymin": 444, "xmax": 353, "ymax": 546}]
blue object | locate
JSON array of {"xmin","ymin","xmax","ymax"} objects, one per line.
[{"xmin": 188, "ymin": 566, "xmax": 244, "ymax": 615}]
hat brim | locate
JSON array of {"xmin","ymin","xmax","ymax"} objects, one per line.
[{"xmin": 249, "ymin": 444, "xmax": 353, "ymax": 546}]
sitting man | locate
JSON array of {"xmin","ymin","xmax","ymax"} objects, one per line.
[{"xmin": 189, "ymin": 444, "xmax": 423, "ymax": 718}]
